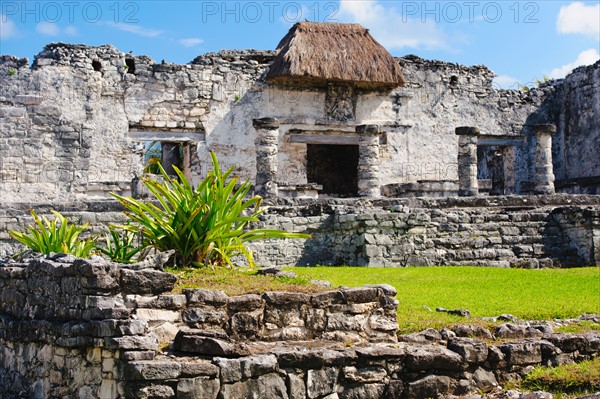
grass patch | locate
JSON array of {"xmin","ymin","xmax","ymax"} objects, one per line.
[
  {"xmin": 166, "ymin": 266, "xmax": 328, "ymax": 296},
  {"xmin": 556, "ymin": 320, "xmax": 600, "ymax": 334},
  {"xmin": 289, "ymin": 266, "xmax": 600, "ymax": 333},
  {"xmin": 520, "ymin": 357, "xmax": 600, "ymax": 396},
  {"xmin": 166, "ymin": 266, "xmax": 599, "ymax": 334}
]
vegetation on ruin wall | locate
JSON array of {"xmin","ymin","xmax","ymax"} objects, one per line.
[
  {"xmin": 8, "ymin": 210, "xmax": 96, "ymax": 258},
  {"xmin": 112, "ymin": 152, "xmax": 309, "ymax": 267},
  {"xmin": 9, "ymin": 153, "xmax": 309, "ymax": 267},
  {"xmin": 520, "ymin": 357, "xmax": 600, "ymax": 397},
  {"xmin": 290, "ymin": 266, "xmax": 600, "ymax": 333}
]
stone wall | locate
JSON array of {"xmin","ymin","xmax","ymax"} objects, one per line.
[
  {"xmin": 252, "ymin": 195, "xmax": 600, "ymax": 268},
  {"xmin": 1, "ymin": 256, "xmax": 599, "ymax": 399},
  {"xmin": 2, "ymin": 44, "xmax": 597, "ymax": 203},
  {"xmin": 1, "ymin": 195, "xmax": 599, "ymax": 267},
  {"xmin": 551, "ymin": 61, "xmax": 600, "ymax": 193},
  {"xmin": 0, "ymin": 255, "xmax": 397, "ymax": 398}
]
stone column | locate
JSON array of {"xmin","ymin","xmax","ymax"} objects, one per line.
[
  {"xmin": 357, "ymin": 124, "xmax": 381, "ymax": 198},
  {"xmin": 253, "ymin": 118, "xmax": 279, "ymax": 200},
  {"xmin": 532, "ymin": 124, "xmax": 557, "ymax": 194},
  {"xmin": 455, "ymin": 126, "xmax": 480, "ymax": 197}
]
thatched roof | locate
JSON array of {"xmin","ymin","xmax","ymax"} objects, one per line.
[{"xmin": 266, "ymin": 22, "xmax": 404, "ymax": 90}]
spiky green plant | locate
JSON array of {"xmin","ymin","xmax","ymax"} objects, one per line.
[
  {"xmin": 111, "ymin": 152, "xmax": 309, "ymax": 267},
  {"xmin": 8, "ymin": 210, "xmax": 96, "ymax": 258},
  {"xmin": 97, "ymin": 225, "xmax": 141, "ymax": 264}
]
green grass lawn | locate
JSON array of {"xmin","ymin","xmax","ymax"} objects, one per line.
[{"xmin": 290, "ymin": 266, "xmax": 600, "ymax": 333}]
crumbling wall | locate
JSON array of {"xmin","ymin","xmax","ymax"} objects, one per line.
[
  {"xmin": 0, "ymin": 257, "xmax": 599, "ymax": 399},
  {"xmin": 0, "ymin": 45, "xmax": 269, "ymax": 203},
  {"xmin": 0, "ymin": 256, "xmax": 398, "ymax": 398},
  {"xmin": 1, "ymin": 196, "xmax": 598, "ymax": 267},
  {"xmin": 4, "ymin": 44, "xmax": 595, "ymax": 204},
  {"xmin": 553, "ymin": 61, "xmax": 600, "ymax": 193}
]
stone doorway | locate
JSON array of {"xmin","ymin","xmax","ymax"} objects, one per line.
[{"xmin": 307, "ymin": 144, "xmax": 359, "ymax": 197}]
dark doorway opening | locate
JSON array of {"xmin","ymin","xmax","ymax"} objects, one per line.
[
  {"xmin": 125, "ymin": 58, "xmax": 136, "ymax": 74},
  {"xmin": 92, "ymin": 60, "xmax": 102, "ymax": 72},
  {"xmin": 307, "ymin": 144, "xmax": 359, "ymax": 197}
]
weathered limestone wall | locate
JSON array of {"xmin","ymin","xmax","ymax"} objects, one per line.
[
  {"xmin": 1, "ymin": 257, "xmax": 599, "ymax": 399},
  {"xmin": 3, "ymin": 44, "xmax": 597, "ymax": 203},
  {"xmin": 0, "ymin": 256, "xmax": 398, "ymax": 398},
  {"xmin": 551, "ymin": 61, "xmax": 600, "ymax": 193},
  {"xmin": 250, "ymin": 196, "xmax": 600, "ymax": 267},
  {"xmin": 1, "ymin": 195, "xmax": 598, "ymax": 267},
  {"xmin": 0, "ymin": 45, "xmax": 269, "ymax": 203}
]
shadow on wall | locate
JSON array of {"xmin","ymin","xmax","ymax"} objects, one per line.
[{"xmin": 542, "ymin": 207, "xmax": 596, "ymax": 267}]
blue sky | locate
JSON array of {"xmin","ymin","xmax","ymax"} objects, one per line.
[{"xmin": 1, "ymin": 1, "xmax": 599, "ymax": 89}]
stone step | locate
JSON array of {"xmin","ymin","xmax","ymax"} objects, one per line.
[{"xmin": 173, "ymin": 330, "xmax": 251, "ymax": 357}]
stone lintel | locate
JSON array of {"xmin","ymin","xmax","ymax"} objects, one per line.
[
  {"xmin": 530, "ymin": 124, "xmax": 557, "ymax": 135},
  {"xmin": 253, "ymin": 118, "xmax": 280, "ymax": 130},
  {"xmin": 356, "ymin": 124, "xmax": 380, "ymax": 135},
  {"xmin": 455, "ymin": 126, "xmax": 480, "ymax": 136}
]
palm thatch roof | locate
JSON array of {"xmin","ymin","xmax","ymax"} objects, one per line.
[{"xmin": 266, "ymin": 22, "xmax": 404, "ymax": 90}]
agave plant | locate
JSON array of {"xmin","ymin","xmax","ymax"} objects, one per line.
[
  {"xmin": 96, "ymin": 225, "xmax": 141, "ymax": 264},
  {"xmin": 111, "ymin": 152, "xmax": 309, "ymax": 267},
  {"xmin": 8, "ymin": 210, "xmax": 96, "ymax": 258}
]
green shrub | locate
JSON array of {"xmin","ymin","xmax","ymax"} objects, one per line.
[
  {"xmin": 112, "ymin": 152, "xmax": 309, "ymax": 267},
  {"xmin": 96, "ymin": 225, "xmax": 141, "ymax": 264},
  {"xmin": 8, "ymin": 210, "xmax": 96, "ymax": 258}
]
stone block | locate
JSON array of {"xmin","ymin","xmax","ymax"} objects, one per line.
[
  {"xmin": 119, "ymin": 269, "xmax": 177, "ymax": 295},
  {"xmin": 240, "ymin": 355, "xmax": 278, "ymax": 378},
  {"xmin": 406, "ymin": 375, "xmax": 454, "ymax": 399},
  {"xmin": 287, "ymin": 372, "xmax": 306, "ymax": 399},
  {"xmin": 473, "ymin": 367, "xmax": 498, "ymax": 393},
  {"xmin": 342, "ymin": 366, "xmax": 387, "ymax": 383},
  {"xmin": 180, "ymin": 359, "xmax": 219, "ymax": 378},
  {"xmin": 448, "ymin": 338, "xmax": 489, "ymax": 364},
  {"xmin": 174, "ymin": 332, "xmax": 249, "ymax": 357},
  {"xmin": 307, "ymin": 367, "xmax": 339, "ymax": 399},
  {"xmin": 213, "ymin": 358, "xmax": 242, "ymax": 383},
  {"xmin": 177, "ymin": 377, "xmax": 219, "ymax": 399},
  {"xmin": 405, "ymin": 345, "xmax": 465, "ymax": 371},
  {"xmin": 105, "ymin": 335, "xmax": 158, "ymax": 351},
  {"xmin": 227, "ymin": 294, "xmax": 263, "ymax": 312},
  {"xmin": 498, "ymin": 341, "xmax": 542, "ymax": 365},
  {"xmin": 184, "ymin": 289, "xmax": 228, "ymax": 306},
  {"xmin": 311, "ymin": 291, "xmax": 345, "ymax": 307},
  {"xmin": 135, "ymin": 309, "xmax": 181, "ymax": 323},
  {"xmin": 547, "ymin": 333, "xmax": 588, "ymax": 353},
  {"xmin": 341, "ymin": 287, "xmax": 380, "ymax": 304},
  {"xmin": 263, "ymin": 291, "xmax": 310, "ymax": 306},
  {"xmin": 182, "ymin": 308, "xmax": 227, "ymax": 326},
  {"xmin": 124, "ymin": 360, "xmax": 182, "ymax": 380},
  {"xmin": 230, "ymin": 310, "xmax": 262, "ymax": 338}
]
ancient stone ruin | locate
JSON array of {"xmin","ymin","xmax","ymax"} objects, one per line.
[
  {"xmin": 1, "ymin": 22, "xmax": 599, "ymax": 266},
  {"xmin": 1, "ymin": 255, "xmax": 598, "ymax": 398},
  {"xmin": 0, "ymin": 21, "xmax": 599, "ymax": 398}
]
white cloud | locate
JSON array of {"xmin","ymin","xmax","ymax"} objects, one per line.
[
  {"xmin": 0, "ymin": 15, "xmax": 18, "ymax": 39},
  {"xmin": 548, "ymin": 48, "xmax": 600, "ymax": 79},
  {"xmin": 36, "ymin": 22, "xmax": 78, "ymax": 37},
  {"xmin": 557, "ymin": 2, "xmax": 600, "ymax": 39},
  {"xmin": 179, "ymin": 38, "xmax": 204, "ymax": 48},
  {"xmin": 492, "ymin": 75, "xmax": 521, "ymax": 90},
  {"xmin": 107, "ymin": 22, "xmax": 163, "ymax": 38},
  {"xmin": 64, "ymin": 26, "xmax": 78, "ymax": 36},
  {"xmin": 36, "ymin": 22, "xmax": 60, "ymax": 36},
  {"xmin": 338, "ymin": 0, "xmax": 448, "ymax": 50}
]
